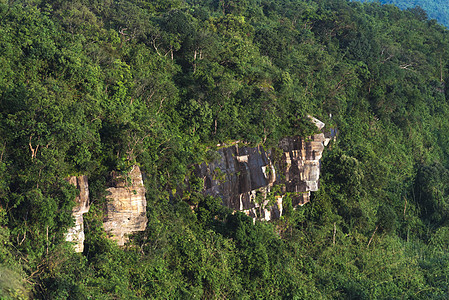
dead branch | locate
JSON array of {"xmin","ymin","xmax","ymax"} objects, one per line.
[
  {"xmin": 333, "ymin": 222, "xmax": 336, "ymax": 245},
  {"xmin": 29, "ymin": 136, "xmax": 39, "ymax": 159},
  {"xmin": 119, "ymin": 27, "xmax": 133, "ymax": 43},
  {"xmin": 403, "ymin": 197, "xmax": 408, "ymax": 217},
  {"xmin": 27, "ymin": 264, "xmax": 45, "ymax": 280},
  {"xmin": 399, "ymin": 63, "xmax": 416, "ymax": 71},
  {"xmin": 367, "ymin": 225, "xmax": 379, "ymax": 248},
  {"xmin": 380, "ymin": 54, "xmax": 394, "ymax": 63},
  {"xmin": 0, "ymin": 142, "xmax": 5, "ymax": 162},
  {"xmin": 18, "ymin": 230, "xmax": 26, "ymax": 245},
  {"xmin": 157, "ymin": 97, "xmax": 166, "ymax": 115},
  {"xmin": 151, "ymin": 34, "xmax": 163, "ymax": 56}
]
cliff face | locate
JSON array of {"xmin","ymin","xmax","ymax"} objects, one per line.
[
  {"xmin": 103, "ymin": 165, "xmax": 148, "ymax": 246},
  {"xmin": 65, "ymin": 123, "xmax": 325, "ymax": 250},
  {"xmin": 65, "ymin": 175, "xmax": 90, "ymax": 253},
  {"xmin": 196, "ymin": 145, "xmax": 280, "ymax": 220},
  {"xmin": 65, "ymin": 166, "xmax": 148, "ymax": 251},
  {"xmin": 196, "ymin": 119, "xmax": 329, "ymax": 220},
  {"xmin": 277, "ymin": 133, "xmax": 326, "ymax": 206}
]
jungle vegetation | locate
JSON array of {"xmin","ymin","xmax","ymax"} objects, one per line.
[
  {"xmin": 357, "ymin": 0, "xmax": 449, "ymax": 28},
  {"xmin": 1, "ymin": 0, "xmax": 449, "ymax": 298}
]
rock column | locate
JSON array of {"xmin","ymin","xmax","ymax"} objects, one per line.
[
  {"xmin": 65, "ymin": 175, "xmax": 90, "ymax": 253},
  {"xmin": 103, "ymin": 165, "xmax": 147, "ymax": 246}
]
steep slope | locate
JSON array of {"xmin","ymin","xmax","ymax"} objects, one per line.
[
  {"xmin": 358, "ymin": 0, "xmax": 449, "ymax": 27},
  {"xmin": 1, "ymin": 0, "xmax": 449, "ymax": 298}
]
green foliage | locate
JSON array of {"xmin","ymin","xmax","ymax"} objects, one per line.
[
  {"xmin": 359, "ymin": 0, "xmax": 449, "ymax": 28},
  {"xmin": 415, "ymin": 162, "xmax": 449, "ymax": 225},
  {"xmin": 0, "ymin": 227, "xmax": 29, "ymax": 299},
  {"xmin": 376, "ymin": 204, "xmax": 398, "ymax": 233},
  {"xmin": 0, "ymin": 266, "xmax": 29, "ymax": 300},
  {"xmin": 2, "ymin": 0, "xmax": 449, "ymax": 297}
]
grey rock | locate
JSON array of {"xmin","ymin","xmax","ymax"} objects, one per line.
[{"xmin": 196, "ymin": 119, "xmax": 328, "ymax": 220}]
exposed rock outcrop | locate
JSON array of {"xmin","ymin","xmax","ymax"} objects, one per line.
[
  {"xmin": 103, "ymin": 165, "xmax": 147, "ymax": 246},
  {"xmin": 277, "ymin": 133, "xmax": 326, "ymax": 206},
  {"xmin": 196, "ymin": 118, "xmax": 329, "ymax": 220},
  {"xmin": 65, "ymin": 175, "xmax": 90, "ymax": 253},
  {"xmin": 196, "ymin": 145, "xmax": 279, "ymax": 220}
]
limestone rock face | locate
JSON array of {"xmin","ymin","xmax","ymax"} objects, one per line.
[
  {"xmin": 277, "ymin": 133, "xmax": 326, "ymax": 206},
  {"xmin": 65, "ymin": 175, "xmax": 90, "ymax": 253},
  {"xmin": 103, "ymin": 165, "xmax": 147, "ymax": 246},
  {"xmin": 197, "ymin": 145, "xmax": 279, "ymax": 220},
  {"xmin": 197, "ymin": 119, "xmax": 328, "ymax": 220}
]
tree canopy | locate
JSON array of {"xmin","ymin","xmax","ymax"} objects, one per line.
[
  {"xmin": 2, "ymin": 0, "xmax": 449, "ymax": 298},
  {"xmin": 358, "ymin": 0, "xmax": 449, "ymax": 28}
]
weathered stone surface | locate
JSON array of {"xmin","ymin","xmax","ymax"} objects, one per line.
[
  {"xmin": 65, "ymin": 175, "xmax": 89, "ymax": 253},
  {"xmin": 308, "ymin": 115, "xmax": 325, "ymax": 130},
  {"xmin": 197, "ymin": 145, "xmax": 275, "ymax": 211},
  {"xmin": 197, "ymin": 119, "xmax": 328, "ymax": 220},
  {"xmin": 103, "ymin": 165, "xmax": 147, "ymax": 246},
  {"xmin": 277, "ymin": 133, "xmax": 325, "ymax": 206},
  {"xmin": 197, "ymin": 145, "xmax": 278, "ymax": 220}
]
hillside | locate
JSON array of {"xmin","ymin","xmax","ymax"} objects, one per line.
[
  {"xmin": 358, "ymin": 0, "xmax": 449, "ymax": 27},
  {"xmin": 1, "ymin": 0, "xmax": 449, "ymax": 298}
]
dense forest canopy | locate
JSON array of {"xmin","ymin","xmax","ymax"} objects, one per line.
[
  {"xmin": 357, "ymin": 0, "xmax": 449, "ymax": 28},
  {"xmin": 2, "ymin": 0, "xmax": 449, "ymax": 298}
]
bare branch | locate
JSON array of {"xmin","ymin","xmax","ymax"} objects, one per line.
[
  {"xmin": 157, "ymin": 97, "xmax": 166, "ymax": 115},
  {"xmin": 403, "ymin": 197, "xmax": 407, "ymax": 217},
  {"xmin": 333, "ymin": 222, "xmax": 336, "ymax": 245},
  {"xmin": 29, "ymin": 136, "xmax": 39, "ymax": 159},
  {"xmin": 399, "ymin": 63, "xmax": 416, "ymax": 71},
  {"xmin": 0, "ymin": 142, "xmax": 5, "ymax": 162},
  {"xmin": 367, "ymin": 225, "xmax": 379, "ymax": 248}
]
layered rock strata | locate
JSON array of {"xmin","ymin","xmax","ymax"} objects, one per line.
[
  {"xmin": 103, "ymin": 165, "xmax": 147, "ymax": 246},
  {"xmin": 277, "ymin": 133, "xmax": 326, "ymax": 206},
  {"xmin": 196, "ymin": 118, "xmax": 329, "ymax": 220},
  {"xmin": 65, "ymin": 175, "xmax": 90, "ymax": 253},
  {"xmin": 196, "ymin": 145, "xmax": 279, "ymax": 220}
]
